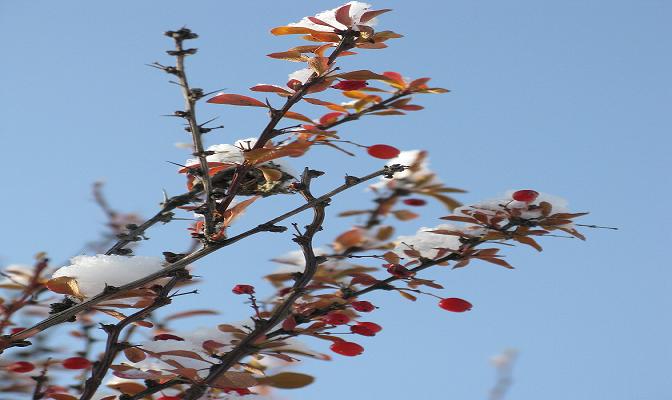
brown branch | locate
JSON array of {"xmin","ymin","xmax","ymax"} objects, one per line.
[
  {"xmin": 165, "ymin": 28, "xmax": 218, "ymax": 238},
  {"xmin": 181, "ymin": 167, "xmax": 328, "ymax": 400},
  {"xmin": 78, "ymin": 272, "xmax": 187, "ymax": 400},
  {"xmin": 4, "ymin": 166, "xmax": 401, "ymax": 352}
]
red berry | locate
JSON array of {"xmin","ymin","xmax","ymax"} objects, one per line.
[
  {"xmin": 322, "ymin": 312, "xmax": 350, "ymax": 325},
  {"xmin": 512, "ymin": 189, "xmax": 539, "ymax": 203},
  {"xmin": 232, "ymin": 284, "xmax": 255, "ymax": 295},
  {"xmin": 331, "ymin": 80, "xmax": 368, "ymax": 91},
  {"xmin": 350, "ymin": 325, "xmax": 376, "ymax": 336},
  {"xmin": 62, "ymin": 357, "xmax": 91, "ymax": 370},
  {"xmin": 438, "ymin": 298, "xmax": 473, "ymax": 312},
  {"xmin": 9, "ymin": 327, "xmax": 25, "ymax": 335},
  {"xmin": 330, "ymin": 341, "xmax": 364, "ymax": 356},
  {"xmin": 403, "ymin": 198, "xmax": 427, "ymax": 206},
  {"xmin": 356, "ymin": 321, "xmax": 382, "ymax": 333},
  {"xmin": 153, "ymin": 333, "xmax": 185, "ymax": 341},
  {"xmin": 386, "ymin": 264, "xmax": 413, "ymax": 278},
  {"xmin": 351, "ymin": 301, "xmax": 375, "ymax": 312},
  {"xmin": 6, "ymin": 361, "xmax": 35, "ymax": 373},
  {"xmin": 367, "ymin": 144, "xmax": 401, "ymax": 159},
  {"xmin": 157, "ymin": 396, "xmax": 181, "ymax": 400}
]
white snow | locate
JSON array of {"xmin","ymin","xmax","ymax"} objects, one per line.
[
  {"xmin": 393, "ymin": 224, "xmax": 462, "ymax": 259},
  {"xmin": 288, "ymin": 68, "xmax": 315, "ymax": 85},
  {"xmin": 288, "ymin": 1, "xmax": 379, "ymax": 32},
  {"xmin": 51, "ymin": 255, "xmax": 165, "ymax": 298}
]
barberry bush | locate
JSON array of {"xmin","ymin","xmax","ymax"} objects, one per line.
[{"xmin": 0, "ymin": 2, "xmax": 598, "ymax": 399}]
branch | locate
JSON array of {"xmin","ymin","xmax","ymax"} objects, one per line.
[
  {"xmin": 4, "ymin": 166, "xmax": 402, "ymax": 351},
  {"xmin": 181, "ymin": 167, "xmax": 328, "ymax": 399},
  {"xmin": 78, "ymin": 272, "xmax": 187, "ymax": 400},
  {"xmin": 165, "ymin": 28, "xmax": 218, "ymax": 238}
]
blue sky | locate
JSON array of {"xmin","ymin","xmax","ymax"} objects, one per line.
[{"xmin": 1, "ymin": 1, "xmax": 670, "ymax": 399}]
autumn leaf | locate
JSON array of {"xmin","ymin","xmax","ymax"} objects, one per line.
[
  {"xmin": 207, "ymin": 93, "xmax": 268, "ymax": 107},
  {"xmin": 123, "ymin": 347, "xmax": 146, "ymax": 363},
  {"xmin": 46, "ymin": 276, "xmax": 84, "ymax": 298},
  {"xmin": 257, "ymin": 372, "xmax": 315, "ymax": 389},
  {"xmin": 271, "ymin": 26, "xmax": 323, "ymax": 36},
  {"xmin": 283, "ymin": 111, "xmax": 314, "ymax": 123},
  {"xmin": 266, "ymin": 51, "xmax": 310, "ymax": 62},
  {"xmin": 211, "ymin": 372, "xmax": 258, "ymax": 389},
  {"xmin": 250, "ymin": 84, "xmax": 292, "ymax": 95}
]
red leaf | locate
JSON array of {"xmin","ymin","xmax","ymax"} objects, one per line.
[
  {"xmin": 250, "ymin": 85, "xmax": 291, "ymax": 95},
  {"xmin": 308, "ymin": 17, "xmax": 336, "ymax": 28},
  {"xmin": 207, "ymin": 93, "xmax": 267, "ymax": 107},
  {"xmin": 359, "ymin": 9, "xmax": 392, "ymax": 23},
  {"xmin": 335, "ymin": 4, "xmax": 353, "ymax": 26}
]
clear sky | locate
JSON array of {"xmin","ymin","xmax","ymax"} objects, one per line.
[{"xmin": 1, "ymin": 1, "xmax": 671, "ymax": 399}]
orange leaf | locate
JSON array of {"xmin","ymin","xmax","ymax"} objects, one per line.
[
  {"xmin": 304, "ymin": 97, "xmax": 347, "ymax": 112},
  {"xmin": 333, "ymin": 228, "xmax": 365, "ymax": 252},
  {"xmin": 284, "ymin": 111, "xmax": 314, "ymax": 123},
  {"xmin": 266, "ymin": 51, "xmax": 309, "ymax": 62},
  {"xmin": 207, "ymin": 93, "xmax": 267, "ymax": 107},
  {"xmin": 271, "ymin": 26, "xmax": 323, "ymax": 36},
  {"xmin": 46, "ymin": 276, "xmax": 84, "ymax": 298}
]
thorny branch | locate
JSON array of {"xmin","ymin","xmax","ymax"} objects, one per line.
[
  {"xmin": 165, "ymin": 28, "xmax": 218, "ymax": 239},
  {"xmin": 2, "ymin": 166, "xmax": 403, "ymax": 352}
]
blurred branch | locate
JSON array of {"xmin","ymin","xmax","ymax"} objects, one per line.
[{"xmin": 489, "ymin": 349, "xmax": 518, "ymax": 400}]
